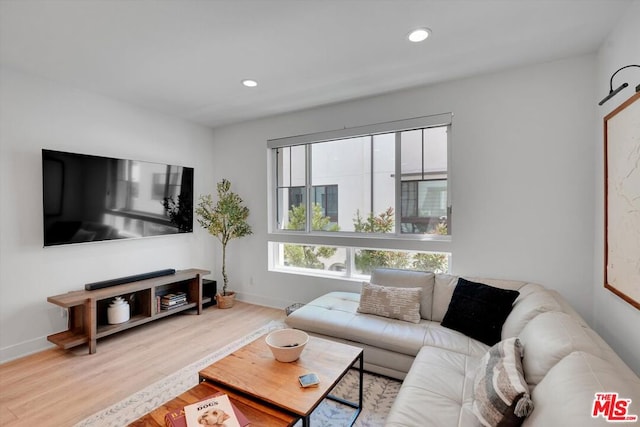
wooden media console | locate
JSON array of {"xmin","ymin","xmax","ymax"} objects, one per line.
[{"xmin": 47, "ymin": 268, "xmax": 210, "ymax": 354}]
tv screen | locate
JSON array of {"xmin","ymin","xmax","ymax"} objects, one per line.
[{"xmin": 42, "ymin": 149, "xmax": 193, "ymax": 246}]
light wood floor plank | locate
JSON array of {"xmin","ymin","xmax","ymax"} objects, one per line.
[{"xmin": 0, "ymin": 301, "xmax": 285, "ymax": 426}]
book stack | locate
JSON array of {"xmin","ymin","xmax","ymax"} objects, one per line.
[
  {"xmin": 160, "ymin": 292, "xmax": 187, "ymax": 311},
  {"xmin": 165, "ymin": 393, "xmax": 249, "ymax": 427}
]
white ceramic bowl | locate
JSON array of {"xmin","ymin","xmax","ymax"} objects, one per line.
[{"xmin": 265, "ymin": 329, "xmax": 309, "ymax": 362}]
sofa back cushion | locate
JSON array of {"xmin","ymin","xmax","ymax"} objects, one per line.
[
  {"xmin": 547, "ymin": 289, "xmax": 589, "ymax": 327},
  {"xmin": 370, "ymin": 268, "xmax": 434, "ymax": 319},
  {"xmin": 522, "ymin": 352, "xmax": 640, "ymax": 427},
  {"xmin": 502, "ymin": 286, "xmax": 562, "ymax": 339},
  {"xmin": 432, "ymin": 274, "xmax": 458, "ymax": 322},
  {"xmin": 518, "ymin": 312, "xmax": 602, "ymax": 388}
]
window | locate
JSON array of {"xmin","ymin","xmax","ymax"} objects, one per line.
[{"xmin": 268, "ymin": 113, "xmax": 452, "ymax": 279}]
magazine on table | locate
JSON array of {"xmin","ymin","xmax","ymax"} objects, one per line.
[
  {"xmin": 184, "ymin": 393, "xmax": 239, "ymax": 427},
  {"xmin": 164, "ymin": 393, "xmax": 249, "ymax": 427}
]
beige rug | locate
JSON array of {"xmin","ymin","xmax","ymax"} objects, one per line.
[{"xmin": 76, "ymin": 321, "xmax": 400, "ymax": 426}]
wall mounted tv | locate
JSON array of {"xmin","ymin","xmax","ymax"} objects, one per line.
[{"xmin": 42, "ymin": 149, "xmax": 194, "ymax": 247}]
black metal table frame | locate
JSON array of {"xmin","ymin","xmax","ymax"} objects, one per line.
[{"xmin": 301, "ymin": 350, "xmax": 364, "ymax": 427}]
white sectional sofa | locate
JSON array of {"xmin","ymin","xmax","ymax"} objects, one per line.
[{"xmin": 285, "ymin": 268, "xmax": 640, "ymax": 426}]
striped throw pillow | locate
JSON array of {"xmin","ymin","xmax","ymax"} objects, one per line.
[{"xmin": 473, "ymin": 337, "xmax": 534, "ymax": 427}]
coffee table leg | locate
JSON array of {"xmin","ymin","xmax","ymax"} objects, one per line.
[{"xmin": 326, "ymin": 351, "xmax": 363, "ymax": 426}]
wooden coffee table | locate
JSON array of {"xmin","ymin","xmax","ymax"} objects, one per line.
[
  {"xmin": 199, "ymin": 334, "xmax": 364, "ymax": 427},
  {"xmin": 129, "ymin": 380, "xmax": 297, "ymax": 426}
]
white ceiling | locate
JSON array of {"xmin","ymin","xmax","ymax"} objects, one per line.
[{"xmin": 0, "ymin": 0, "xmax": 632, "ymax": 128}]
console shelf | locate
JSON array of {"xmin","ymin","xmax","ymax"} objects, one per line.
[{"xmin": 47, "ymin": 268, "xmax": 210, "ymax": 354}]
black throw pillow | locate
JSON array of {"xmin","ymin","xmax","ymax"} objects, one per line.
[{"xmin": 441, "ymin": 278, "xmax": 520, "ymax": 346}]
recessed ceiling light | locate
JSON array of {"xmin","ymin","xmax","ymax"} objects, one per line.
[
  {"xmin": 407, "ymin": 27, "xmax": 431, "ymax": 43},
  {"xmin": 242, "ymin": 79, "xmax": 258, "ymax": 87}
]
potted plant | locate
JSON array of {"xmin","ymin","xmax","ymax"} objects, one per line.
[{"xmin": 195, "ymin": 179, "xmax": 252, "ymax": 308}]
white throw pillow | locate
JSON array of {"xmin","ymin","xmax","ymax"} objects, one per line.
[
  {"xmin": 370, "ymin": 268, "xmax": 434, "ymax": 319},
  {"xmin": 357, "ymin": 282, "xmax": 422, "ymax": 324}
]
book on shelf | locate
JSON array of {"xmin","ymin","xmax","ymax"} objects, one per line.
[
  {"xmin": 162, "ymin": 297, "xmax": 187, "ymax": 306},
  {"xmin": 164, "ymin": 393, "xmax": 249, "ymax": 427},
  {"xmin": 160, "ymin": 292, "xmax": 187, "ymax": 311},
  {"xmin": 161, "ymin": 292, "xmax": 187, "ymax": 302},
  {"xmin": 161, "ymin": 301, "xmax": 188, "ymax": 311}
]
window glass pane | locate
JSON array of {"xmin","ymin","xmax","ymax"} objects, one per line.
[
  {"xmin": 400, "ymin": 129, "xmax": 422, "ymax": 178},
  {"xmin": 371, "ymin": 133, "xmax": 395, "ymax": 231},
  {"xmin": 411, "ymin": 251, "xmax": 450, "ymax": 274},
  {"xmin": 275, "ymin": 145, "xmax": 307, "ymax": 231},
  {"xmin": 417, "ymin": 180, "xmax": 447, "ymax": 218},
  {"xmin": 278, "ymin": 243, "xmax": 347, "ymax": 272},
  {"xmin": 276, "ymin": 147, "xmax": 289, "ymax": 187},
  {"xmin": 277, "ymin": 187, "xmax": 306, "ymax": 231},
  {"xmin": 290, "ymin": 145, "xmax": 306, "ymax": 187},
  {"xmin": 401, "ymin": 181, "xmax": 417, "ymax": 218},
  {"xmin": 311, "ymin": 136, "xmax": 370, "ymax": 232},
  {"xmin": 400, "ymin": 126, "xmax": 449, "ymax": 235},
  {"xmin": 354, "ymin": 248, "xmax": 450, "ymax": 275},
  {"xmin": 424, "ymin": 126, "xmax": 448, "ymax": 173},
  {"xmin": 401, "ymin": 180, "xmax": 447, "ymax": 234}
]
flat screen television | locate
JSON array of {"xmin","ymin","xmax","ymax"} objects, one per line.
[{"xmin": 42, "ymin": 149, "xmax": 193, "ymax": 246}]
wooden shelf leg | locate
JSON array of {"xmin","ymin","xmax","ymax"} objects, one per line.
[
  {"xmin": 85, "ymin": 299, "xmax": 97, "ymax": 354},
  {"xmin": 197, "ymin": 274, "xmax": 203, "ymax": 315}
]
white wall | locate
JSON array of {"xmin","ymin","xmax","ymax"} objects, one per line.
[
  {"xmin": 593, "ymin": 0, "xmax": 640, "ymax": 375},
  {"xmin": 0, "ymin": 67, "xmax": 217, "ymax": 362},
  {"xmin": 212, "ymin": 56, "xmax": 598, "ymax": 331}
]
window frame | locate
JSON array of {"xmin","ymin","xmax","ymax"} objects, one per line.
[{"xmin": 267, "ymin": 113, "xmax": 453, "ymax": 277}]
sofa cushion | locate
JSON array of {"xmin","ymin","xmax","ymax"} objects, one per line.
[
  {"xmin": 583, "ymin": 328, "xmax": 640, "ymax": 381},
  {"xmin": 385, "ymin": 346, "xmax": 482, "ymax": 427},
  {"xmin": 370, "ymin": 268, "xmax": 435, "ymax": 319},
  {"xmin": 502, "ymin": 287, "xmax": 562, "ymax": 339},
  {"xmin": 547, "ymin": 289, "xmax": 589, "ymax": 327},
  {"xmin": 357, "ymin": 282, "xmax": 422, "ymax": 323},
  {"xmin": 433, "ymin": 274, "xmax": 459, "ymax": 322},
  {"xmin": 518, "ymin": 311, "xmax": 602, "ymax": 388},
  {"xmin": 442, "ymin": 278, "xmax": 520, "ymax": 346},
  {"xmin": 522, "ymin": 352, "xmax": 640, "ymax": 427},
  {"xmin": 473, "ymin": 337, "xmax": 533, "ymax": 427}
]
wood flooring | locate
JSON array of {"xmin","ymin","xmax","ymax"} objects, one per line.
[{"xmin": 0, "ymin": 301, "xmax": 285, "ymax": 426}]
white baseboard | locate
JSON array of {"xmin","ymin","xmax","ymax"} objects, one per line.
[
  {"xmin": 0, "ymin": 336, "xmax": 54, "ymax": 364},
  {"xmin": 234, "ymin": 291, "xmax": 296, "ymax": 310}
]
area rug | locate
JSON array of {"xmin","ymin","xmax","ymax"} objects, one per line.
[{"xmin": 76, "ymin": 321, "xmax": 401, "ymax": 426}]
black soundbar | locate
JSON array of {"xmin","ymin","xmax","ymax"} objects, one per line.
[{"xmin": 85, "ymin": 269, "xmax": 176, "ymax": 291}]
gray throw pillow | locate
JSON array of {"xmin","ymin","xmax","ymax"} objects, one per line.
[{"xmin": 357, "ymin": 282, "xmax": 422, "ymax": 324}]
